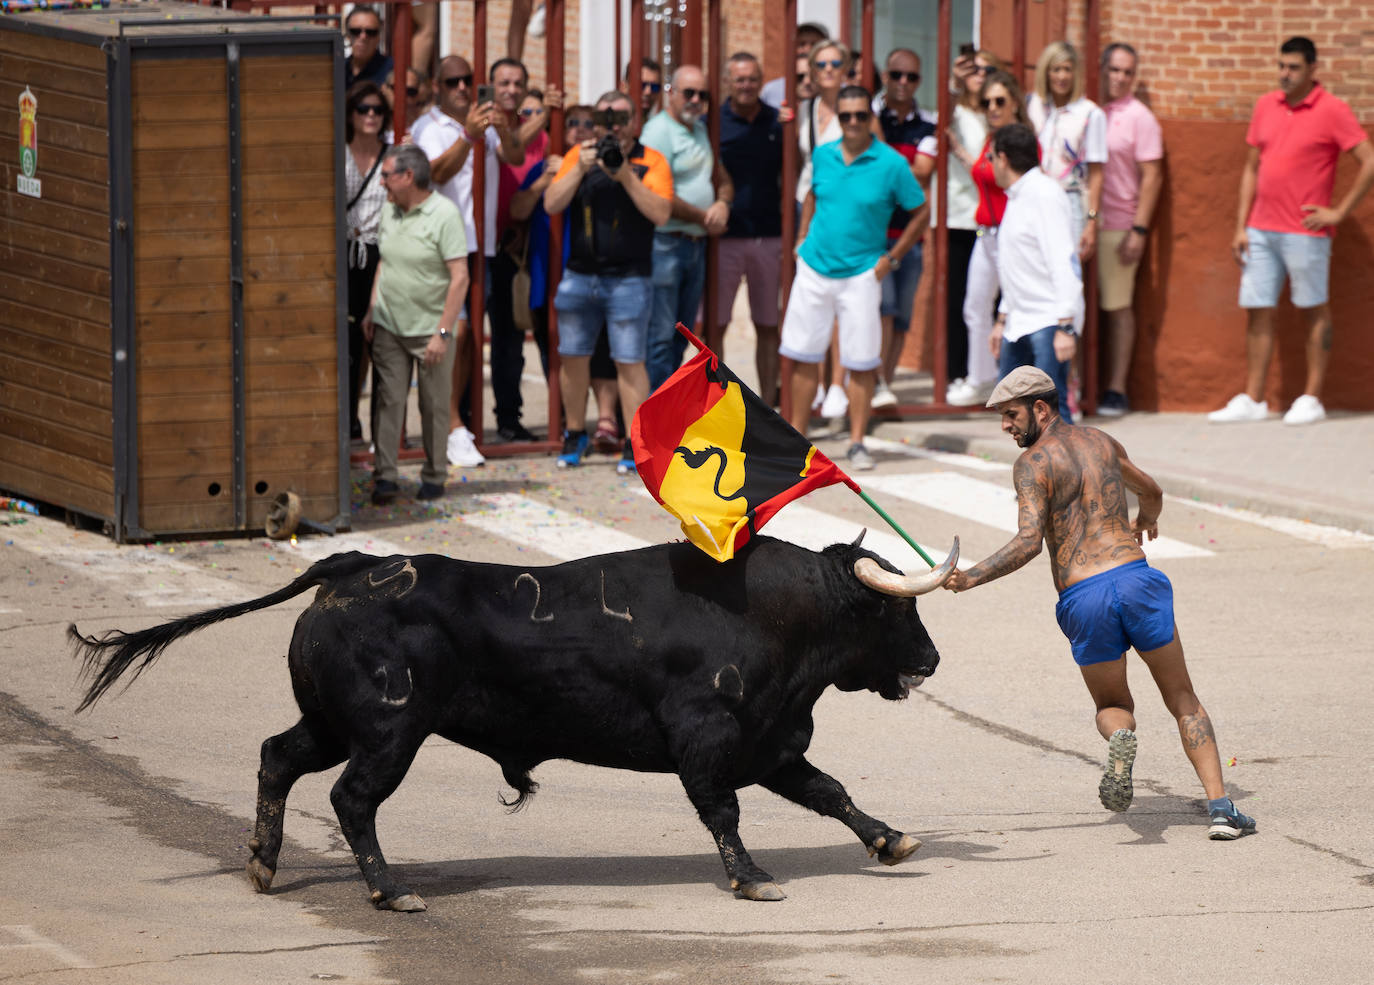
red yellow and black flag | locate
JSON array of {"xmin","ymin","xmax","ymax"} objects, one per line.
[{"xmin": 631, "ymin": 324, "xmax": 859, "ymax": 562}]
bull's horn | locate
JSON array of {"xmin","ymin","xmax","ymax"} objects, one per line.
[{"xmin": 853, "ymin": 537, "xmax": 960, "ymax": 597}]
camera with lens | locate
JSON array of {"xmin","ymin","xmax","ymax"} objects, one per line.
[{"xmin": 596, "ymin": 133, "xmax": 624, "ymax": 171}]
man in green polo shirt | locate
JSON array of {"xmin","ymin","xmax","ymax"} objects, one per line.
[
  {"xmin": 780, "ymin": 85, "xmax": 928, "ymax": 471},
  {"xmin": 363, "ymin": 144, "xmax": 470, "ymax": 504}
]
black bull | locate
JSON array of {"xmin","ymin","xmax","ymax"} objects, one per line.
[{"xmin": 70, "ymin": 535, "xmax": 958, "ymax": 910}]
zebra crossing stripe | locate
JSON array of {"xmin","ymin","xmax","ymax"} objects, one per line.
[
  {"xmin": 453, "ymin": 492, "xmax": 653, "ymax": 559},
  {"xmin": 860, "ymin": 473, "xmax": 1213, "ymax": 559}
]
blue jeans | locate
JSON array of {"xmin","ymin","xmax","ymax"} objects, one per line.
[
  {"xmin": 880, "ymin": 239, "xmax": 924, "ymax": 333},
  {"xmin": 646, "ymin": 232, "xmax": 707, "ymax": 391},
  {"xmin": 554, "ymin": 270, "xmax": 652, "ymax": 363},
  {"xmin": 998, "ymin": 325, "xmax": 1073, "ymax": 422}
]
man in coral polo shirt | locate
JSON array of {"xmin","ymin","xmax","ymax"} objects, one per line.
[{"xmin": 1212, "ymin": 36, "xmax": 1374, "ymax": 426}]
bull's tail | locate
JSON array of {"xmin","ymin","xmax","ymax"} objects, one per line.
[{"xmin": 70, "ymin": 551, "xmax": 390, "ymax": 712}]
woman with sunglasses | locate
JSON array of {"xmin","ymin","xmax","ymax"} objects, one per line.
[
  {"xmin": 344, "ymin": 81, "xmax": 392, "ymax": 442},
  {"xmin": 1028, "ymin": 41, "xmax": 1107, "ymax": 264},
  {"xmin": 950, "ymin": 67, "xmax": 1028, "ymax": 407},
  {"xmin": 942, "ymin": 48, "xmax": 1001, "ymax": 405}
]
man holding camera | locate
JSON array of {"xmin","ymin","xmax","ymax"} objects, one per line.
[
  {"xmin": 640, "ymin": 65, "xmax": 734, "ymax": 392},
  {"xmin": 544, "ymin": 91, "xmax": 673, "ymax": 473}
]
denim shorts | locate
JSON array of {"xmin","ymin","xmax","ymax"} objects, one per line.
[
  {"xmin": 554, "ymin": 270, "xmax": 653, "ymax": 363},
  {"xmin": 1239, "ymin": 226, "xmax": 1331, "ymax": 309},
  {"xmin": 879, "ymin": 240, "xmax": 923, "ymax": 330},
  {"xmin": 1054, "ymin": 560, "xmax": 1176, "ymax": 666}
]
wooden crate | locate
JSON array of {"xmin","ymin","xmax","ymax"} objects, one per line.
[{"xmin": 0, "ymin": 1, "xmax": 348, "ymax": 540}]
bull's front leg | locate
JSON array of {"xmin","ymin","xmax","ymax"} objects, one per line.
[
  {"xmin": 674, "ymin": 718, "xmax": 785, "ymax": 901},
  {"xmin": 760, "ymin": 758, "xmax": 921, "ymax": 867}
]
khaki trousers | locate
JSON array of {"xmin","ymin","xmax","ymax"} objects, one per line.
[{"xmin": 371, "ymin": 326, "xmax": 454, "ymax": 486}]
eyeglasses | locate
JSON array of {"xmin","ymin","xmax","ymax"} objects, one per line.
[
  {"xmin": 355, "ymin": 103, "xmax": 385, "ymax": 116},
  {"xmin": 442, "ymin": 74, "xmax": 473, "ymax": 89},
  {"xmin": 567, "ymin": 117, "xmax": 596, "ymax": 129},
  {"xmin": 347, "ymin": 26, "xmax": 380, "ymax": 38},
  {"xmin": 519, "ymin": 107, "xmax": 542, "ymax": 117},
  {"xmin": 641, "ymin": 81, "xmax": 663, "ymax": 94},
  {"xmin": 815, "ymin": 58, "xmax": 845, "ymax": 70},
  {"xmin": 980, "ymin": 95, "xmax": 1009, "ymax": 109},
  {"xmin": 837, "ymin": 110, "xmax": 871, "ymax": 123},
  {"xmin": 887, "ymin": 70, "xmax": 920, "ymax": 84},
  {"xmin": 379, "ymin": 167, "xmax": 408, "ymax": 181},
  {"xmin": 404, "ymin": 85, "xmax": 419, "ymax": 98},
  {"xmin": 676, "ymin": 87, "xmax": 710, "ymax": 103},
  {"xmin": 972, "ymin": 65, "xmax": 994, "ymax": 75}
]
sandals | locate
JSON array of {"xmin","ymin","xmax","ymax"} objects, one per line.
[{"xmin": 592, "ymin": 417, "xmax": 621, "ymax": 455}]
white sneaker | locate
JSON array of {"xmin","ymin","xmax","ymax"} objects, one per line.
[
  {"xmin": 871, "ymin": 381, "xmax": 898, "ymax": 408},
  {"xmin": 446, "ymin": 426, "xmax": 485, "ymax": 467},
  {"xmin": 527, "ymin": 2, "xmax": 546, "ymax": 38},
  {"xmin": 947, "ymin": 379, "xmax": 990, "ymax": 407},
  {"xmin": 811, "ymin": 383, "xmax": 826, "ymax": 412},
  {"xmin": 1207, "ymin": 393, "xmax": 1268, "ymax": 423},
  {"xmin": 1282, "ymin": 394, "xmax": 1326, "ymax": 426},
  {"xmin": 820, "ymin": 383, "xmax": 849, "ymax": 420}
]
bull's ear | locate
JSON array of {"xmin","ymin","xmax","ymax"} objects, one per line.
[{"xmin": 851, "ymin": 529, "xmax": 867, "ymax": 549}]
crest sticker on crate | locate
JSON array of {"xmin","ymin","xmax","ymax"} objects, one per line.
[{"xmin": 17, "ymin": 85, "xmax": 40, "ymax": 198}]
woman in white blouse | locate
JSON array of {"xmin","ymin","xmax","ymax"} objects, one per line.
[
  {"xmin": 345, "ymin": 81, "xmax": 391, "ymax": 442},
  {"xmin": 1027, "ymin": 41, "xmax": 1107, "ymax": 263}
]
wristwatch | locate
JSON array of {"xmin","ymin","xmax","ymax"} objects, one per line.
[
  {"xmin": 1131, "ymin": 224, "xmax": 1149, "ymax": 235},
  {"xmin": 886, "ymin": 253, "xmax": 901, "ymax": 270},
  {"xmin": 438, "ymin": 327, "xmax": 452, "ymax": 340},
  {"xmin": 1086, "ymin": 209, "xmax": 1100, "ymax": 221}
]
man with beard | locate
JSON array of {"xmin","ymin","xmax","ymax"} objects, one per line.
[
  {"xmin": 641, "ymin": 64, "xmax": 734, "ymax": 391},
  {"xmin": 943, "ymin": 365, "xmax": 1257, "ymax": 842}
]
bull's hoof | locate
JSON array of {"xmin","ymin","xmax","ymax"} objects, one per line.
[
  {"xmin": 736, "ymin": 881, "xmax": 786, "ymax": 902},
  {"xmin": 373, "ymin": 892, "xmax": 428, "ymax": 912},
  {"xmin": 245, "ymin": 857, "xmax": 275, "ymax": 893},
  {"xmin": 877, "ymin": 833, "xmax": 922, "ymax": 866}
]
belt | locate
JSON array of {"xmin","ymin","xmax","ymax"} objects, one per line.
[{"xmin": 659, "ymin": 229, "xmax": 704, "ymax": 240}]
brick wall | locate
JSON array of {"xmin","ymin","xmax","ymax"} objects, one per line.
[{"xmin": 1102, "ymin": 0, "xmax": 1374, "ymax": 121}]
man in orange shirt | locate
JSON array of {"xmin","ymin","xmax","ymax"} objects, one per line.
[{"xmin": 544, "ymin": 91, "xmax": 673, "ymax": 473}]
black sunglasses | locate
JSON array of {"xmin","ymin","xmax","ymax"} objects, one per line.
[
  {"xmin": 442, "ymin": 74, "xmax": 474, "ymax": 89},
  {"xmin": 837, "ymin": 110, "xmax": 871, "ymax": 124},
  {"xmin": 591, "ymin": 108, "xmax": 631, "ymax": 127},
  {"xmin": 347, "ymin": 26, "xmax": 380, "ymax": 38},
  {"xmin": 355, "ymin": 103, "xmax": 385, "ymax": 116},
  {"xmin": 676, "ymin": 87, "xmax": 710, "ymax": 103},
  {"xmin": 973, "ymin": 65, "xmax": 993, "ymax": 75},
  {"xmin": 404, "ymin": 85, "xmax": 419, "ymax": 98},
  {"xmin": 641, "ymin": 81, "xmax": 663, "ymax": 93},
  {"xmin": 980, "ymin": 95, "xmax": 1009, "ymax": 109},
  {"xmin": 887, "ymin": 70, "xmax": 920, "ymax": 84}
]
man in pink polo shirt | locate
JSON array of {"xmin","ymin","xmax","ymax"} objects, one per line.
[
  {"xmin": 1096, "ymin": 43, "xmax": 1163, "ymax": 418},
  {"xmin": 1212, "ymin": 36, "xmax": 1374, "ymax": 426}
]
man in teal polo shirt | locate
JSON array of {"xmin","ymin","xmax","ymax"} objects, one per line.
[{"xmin": 781, "ymin": 85, "xmax": 928, "ymax": 470}]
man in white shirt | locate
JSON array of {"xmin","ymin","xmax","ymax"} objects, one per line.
[{"xmin": 989, "ymin": 123, "xmax": 1082, "ymax": 422}]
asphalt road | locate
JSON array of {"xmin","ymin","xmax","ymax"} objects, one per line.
[{"xmin": 3, "ymin": 434, "xmax": 1372, "ymax": 985}]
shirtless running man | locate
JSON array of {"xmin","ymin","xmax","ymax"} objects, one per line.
[{"xmin": 943, "ymin": 366, "xmax": 1256, "ymax": 840}]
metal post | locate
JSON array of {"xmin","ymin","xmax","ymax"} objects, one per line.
[
  {"xmin": 931, "ymin": 0, "xmax": 951, "ymax": 407},
  {"xmin": 839, "ymin": 0, "xmax": 851, "ymax": 46},
  {"xmin": 1082, "ymin": 0, "xmax": 1101, "ymax": 416},
  {"xmin": 682, "ymin": 0, "xmax": 702, "ymax": 66},
  {"xmin": 702, "ymin": 0, "xmax": 721, "ymax": 354},
  {"xmin": 1013, "ymin": 0, "xmax": 1027, "ymax": 82},
  {"xmin": 777, "ymin": 0, "xmax": 796, "ymax": 424},
  {"xmin": 860, "ymin": 0, "xmax": 874, "ymax": 91},
  {"xmin": 391, "ymin": 1, "xmax": 412, "ymax": 138},
  {"xmin": 545, "ymin": 0, "xmax": 565, "ymax": 444},
  {"xmin": 470, "ymin": 0, "xmax": 489, "ymax": 450}
]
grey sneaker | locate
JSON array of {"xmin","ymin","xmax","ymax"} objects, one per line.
[
  {"xmin": 1098, "ymin": 728, "xmax": 1137, "ymax": 812},
  {"xmin": 846, "ymin": 443, "xmax": 875, "ymax": 471},
  {"xmin": 1208, "ymin": 804, "xmax": 1257, "ymax": 840}
]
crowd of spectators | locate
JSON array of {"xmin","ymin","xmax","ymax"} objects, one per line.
[{"xmin": 340, "ymin": 10, "xmax": 1372, "ymax": 504}]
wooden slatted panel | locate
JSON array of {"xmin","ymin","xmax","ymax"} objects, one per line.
[
  {"xmin": 239, "ymin": 52, "xmax": 340, "ymax": 529},
  {"xmin": 131, "ymin": 55, "xmax": 234, "ymax": 533},
  {"xmin": 0, "ymin": 33, "xmax": 113, "ymax": 520}
]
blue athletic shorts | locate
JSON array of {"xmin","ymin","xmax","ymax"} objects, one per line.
[{"xmin": 1054, "ymin": 560, "xmax": 1176, "ymax": 666}]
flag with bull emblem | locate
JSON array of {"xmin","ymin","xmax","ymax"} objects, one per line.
[{"xmin": 632, "ymin": 324, "xmax": 859, "ymax": 562}]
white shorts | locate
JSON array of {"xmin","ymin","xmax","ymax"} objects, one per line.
[{"xmin": 778, "ymin": 257, "xmax": 882, "ymax": 371}]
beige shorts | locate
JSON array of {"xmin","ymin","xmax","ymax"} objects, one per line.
[{"xmin": 1097, "ymin": 229, "xmax": 1142, "ymax": 312}]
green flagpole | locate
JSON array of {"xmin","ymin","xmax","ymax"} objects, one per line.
[{"xmin": 854, "ymin": 488, "xmax": 937, "ymax": 569}]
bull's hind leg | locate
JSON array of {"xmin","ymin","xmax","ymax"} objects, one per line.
[
  {"xmin": 329, "ymin": 737, "xmax": 427, "ymax": 912},
  {"xmin": 249, "ymin": 717, "xmax": 346, "ymax": 893},
  {"xmin": 760, "ymin": 758, "xmax": 921, "ymax": 866}
]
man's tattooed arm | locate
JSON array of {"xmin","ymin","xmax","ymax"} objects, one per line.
[{"xmin": 959, "ymin": 453, "xmax": 1049, "ymax": 589}]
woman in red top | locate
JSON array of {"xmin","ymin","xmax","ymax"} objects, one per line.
[{"xmin": 946, "ymin": 68, "xmax": 1027, "ymax": 404}]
